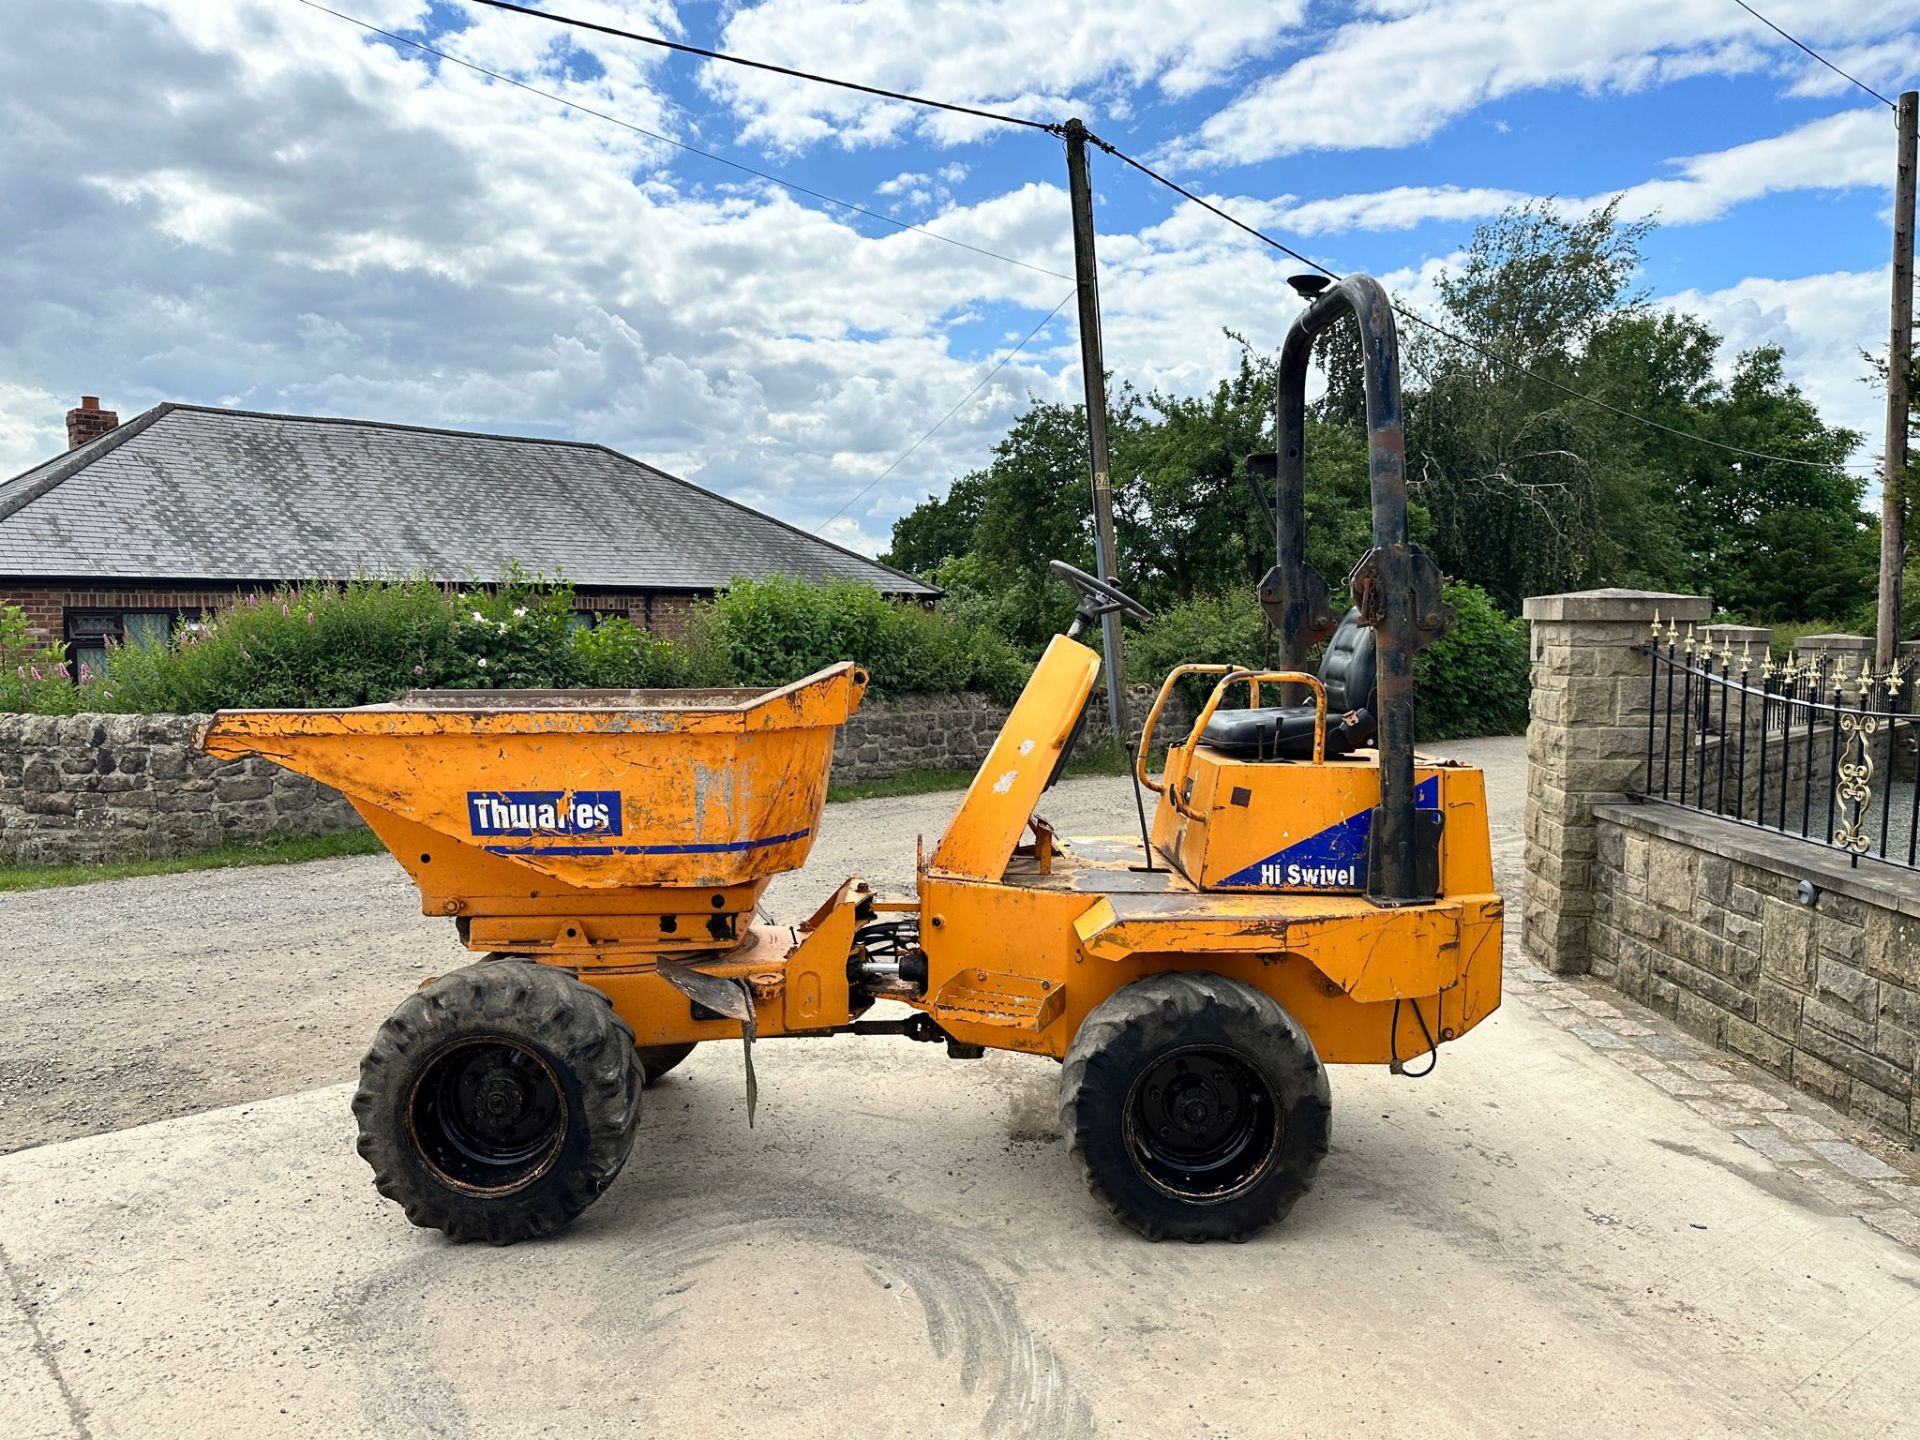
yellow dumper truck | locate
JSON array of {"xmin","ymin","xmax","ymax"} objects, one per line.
[{"xmin": 199, "ymin": 276, "xmax": 1501, "ymax": 1244}]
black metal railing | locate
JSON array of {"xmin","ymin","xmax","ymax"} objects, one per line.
[{"xmin": 1641, "ymin": 625, "xmax": 1920, "ymax": 870}]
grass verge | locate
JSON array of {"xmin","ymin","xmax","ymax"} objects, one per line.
[{"xmin": 0, "ymin": 828, "xmax": 386, "ymax": 893}]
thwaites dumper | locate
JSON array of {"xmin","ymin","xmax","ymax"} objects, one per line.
[{"xmin": 199, "ymin": 276, "xmax": 1501, "ymax": 1244}]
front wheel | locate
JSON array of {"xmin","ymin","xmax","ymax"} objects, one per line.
[
  {"xmin": 353, "ymin": 960, "xmax": 643, "ymax": 1244},
  {"xmin": 1059, "ymin": 973, "xmax": 1331, "ymax": 1242}
]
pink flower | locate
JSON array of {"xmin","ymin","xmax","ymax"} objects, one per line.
[
  {"xmin": 280, "ymin": 603, "xmax": 290, "ymax": 617},
  {"xmin": 79, "ymin": 663, "xmax": 93, "ymax": 682},
  {"xmin": 306, "ymin": 611, "xmax": 316, "ymax": 626},
  {"xmin": 412, "ymin": 664, "xmax": 425, "ymax": 676},
  {"xmin": 28, "ymin": 665, "xmax": 40, "ymax": 681}
]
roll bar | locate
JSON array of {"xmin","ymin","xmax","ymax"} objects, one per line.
[{"xmin": 1273, "ymin": 275, "xmax": 1443, "ymax": 907}]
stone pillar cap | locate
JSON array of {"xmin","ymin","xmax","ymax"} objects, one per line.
[
  {"xmin": 1794, "ymin": 633, "xmax": 1872, "ymax": 650},
  {"xmin": 1522, "ymin": 588, "xmax": 1711, "ymax": 623},
  {"xmin": 1699, "ymin": 623, "xmax": 1770, "ymax": 640}
]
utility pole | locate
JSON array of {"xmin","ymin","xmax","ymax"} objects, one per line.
[
  {"xmin": 1876, "ymin": 90, "xmax": 1917, "ymax": 673},
  {"xmin": 1063, "ymin": 117, "xmax": 1128, "ymax": 744}
]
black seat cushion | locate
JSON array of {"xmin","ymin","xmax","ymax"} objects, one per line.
[{"xmin": 1200, "ymin": 610, "xmax": 1378, "ymax": 761}]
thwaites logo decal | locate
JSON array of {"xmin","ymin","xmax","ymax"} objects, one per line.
[
  {"xmin": 1219, "ymin": 776, "xmax": 1439, "ymax": 891},
  {"xmin": 466, "ymin": 789, "xmax": 623, "ymax": 838}
]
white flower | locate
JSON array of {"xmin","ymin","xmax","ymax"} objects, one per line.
[
  {"xmin": 475, "ymin": 657, "xmax": 489, "ymax": 669},
  {"xmin": 512, "ymin": 606, "xmax": 527, "ymax": 618},
  {"xmin": 471, "ymin": 609, "xmax": 485, "ymax": 622}
]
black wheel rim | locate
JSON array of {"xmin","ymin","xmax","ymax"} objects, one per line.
[
  {"xmin": 1123, "ymin": 1045, "xmax": 1280, "ymax": 1202},
  {"xmin": 407, "ymin": 1038, "xmax": 568, "ymax": 1194}
]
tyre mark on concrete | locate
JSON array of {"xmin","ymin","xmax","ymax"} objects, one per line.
[
  {"xmin": 602, "ymin": 1179, "xmax": 1095, "ymax": 1440},
  {"xmin": 0, "ymin": 1238, "xmax": 91, "ymax": 1440}
]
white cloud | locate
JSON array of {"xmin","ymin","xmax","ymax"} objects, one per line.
[
  {"xmin": 1241, "ymin": 107, "xmax": 1889, "ymax": 239},
  {"xmin": 1175, "ymin": 0, "xmax": 1915, "ymax": 166},
  {"xmin": 1662, "ymin": 268, "xmax": 1892, "ymax": 460},
  {"xmin": 705, "ymin": 0, "xmax": 1307, "ymax": 150}
]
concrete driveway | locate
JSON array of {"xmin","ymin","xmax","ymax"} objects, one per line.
[{"xmin": 5, "ymin": 738, "xmax": 1920, "ymax": 1439}]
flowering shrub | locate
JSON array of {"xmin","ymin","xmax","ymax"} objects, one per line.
[
  {"xmin": 0, "ymin": 606, "xmax": 91, "ymax": 713},
  {"xmin": 0, "ymin": 572, "xmax": 1031, "ymax": 712}
]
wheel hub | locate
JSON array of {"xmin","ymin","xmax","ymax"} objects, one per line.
[
  {"xmin": 407, "ymin": 1037, "xmax": 568, "ymax": 1194},
  {"xmin": 1126, "ymin": 1046, "xmax": 1281, "ymax": 1202}
]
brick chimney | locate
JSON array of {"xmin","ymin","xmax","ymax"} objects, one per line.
[{"xmin": 66, "ymin": 395, "xmax": 119, "ymax": 450}]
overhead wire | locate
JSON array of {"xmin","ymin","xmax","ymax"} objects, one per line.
[
  {"xmin": 1727, "ymin": 0, "xmax": 1898, "ymax": 109},
  {"xmin": 1086, "ymin": 132, "xmax": 1882, "ymax": 472},
  {"xmin": 320, "ymin": 0, "xmax": 1884, "ymax": 483},
  {"xmin": 813, "ymin": 292, "xmax": 1075, "ymax": 534},
  {"xmin": 462, "ymin": 0, "xmax": 1059, "ymax": 132},
  {"xmin": 294, "ymin": 0, "xmax": 1070, "ymax": 280}
]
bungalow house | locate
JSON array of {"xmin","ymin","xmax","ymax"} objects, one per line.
[{"xmin": 0, "ymin": 398, "xmax": 934, "ymax": 676}]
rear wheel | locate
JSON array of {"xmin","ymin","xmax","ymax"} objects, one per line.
[
  {"xmin": 353, "ymin": 960, "xmax": 642, "ymax": 1244},
  {"xmin": 636, "ymin": 1042, "xmax": 697, "ymax": 1086},
  {"xmin": 1059, "ymin": 972, "xmax": 1331, "ymax": 1242}
]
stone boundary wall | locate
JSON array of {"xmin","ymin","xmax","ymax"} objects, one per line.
[
  {"xmin": 0, "ymin": 713, "xmax": 362, "ymax": 867},
  {"xmin": 1, "ymin": 688, "xmax": 1192, "ymax": 866},
  {"xmin": 830, "ymin": 686, "xmax": 1189, "ymax": 784},
  {"xmin": 1590, "ymin": 802, "xmax": 1919, "ymax": 1140}
]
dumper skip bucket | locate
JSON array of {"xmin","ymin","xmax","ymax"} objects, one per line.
[{"xmin": 196, "ymin": 664, "xmax": 867, "ymax": 893}]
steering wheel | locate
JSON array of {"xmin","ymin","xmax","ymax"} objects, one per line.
[{"xmin": 1049, "ymin": 559, "xmax": 1154, "ymax": 639}]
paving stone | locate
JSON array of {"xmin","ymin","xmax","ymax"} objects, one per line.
[
  {"xmin": 1734, "ymin": 1128, "xmax": 1812, "ymax": 1164},
  {"xmin": 1765, "ymin": 1112, "xmax": 1838, "ymax": 1141},
  {"xmin": 1862, "ymin": 1208, "xmax": 1920, "ymax": 1248},
  {"xmin": 1683, "ymin": 1098, "xmax": 1761, "ymax": 1127},
  {"xmin": 1569, "ymin": 1026, "xmax": 1630, "ymax": 1050},
  {"xmin": 1713, "ymin": 1082, "xmax": 1787, "ymax": 1111},
  {"xmin": 1607, "ymin": 1050, "xmax": 1668, "ymax": 1073},
  {"xmin": 1640, "ymin": 1034, "xmax": 1704, "ymax": 1061},
  {"xmin": 1609, "ymin": 1019, "xmax": 1656, "ymax": 1037},
  {"xmin": 1675, "ymin": 1061, "xmax": 1732, "ymax": 1082},
  {"xmin": 1561, "ymin": 994, "xmax": 1623, "ymax": 1018},
  {"xmin": 1868, "ymin": 1178, "xmax": 1915, "ymax": 1199},
  {"xmin": 1784, "ymin": 1166, "xmax": 1882, "ymax": 1210},
  {"xmin": 1802, "ymin": 1140, "xmax": 1902, "ymax": 1180},
  {"xmin": 1644, "ymin": 1069, "xmax": 1716, "ymax": 1097}
]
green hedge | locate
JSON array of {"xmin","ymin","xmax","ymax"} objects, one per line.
[
  {"xmin": 0, "ymin": 573, "xmax": 1031, "ymax": 715},
  {"xmin": 1125, "ymin": 581, "xmax": 1529, "ymax": 741}
]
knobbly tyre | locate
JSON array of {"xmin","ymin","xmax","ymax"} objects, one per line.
[{"xmin": 197, "ymin": 275, "xmax": 1501, "ymax": 1245}]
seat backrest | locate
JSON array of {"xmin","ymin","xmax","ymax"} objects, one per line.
[{"xmin": 1317, "ymin": 609, "xmax": 1377, "ymax": 714}]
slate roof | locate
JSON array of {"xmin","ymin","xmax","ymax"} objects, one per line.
[{"xmin": 0, "ymin": 404, "xmax": 936, "ymax": 596}]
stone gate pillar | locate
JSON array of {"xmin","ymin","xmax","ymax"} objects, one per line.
[{"xmin": 1521, "ymin": 588, "xmax": 1712, "ymax": 974}]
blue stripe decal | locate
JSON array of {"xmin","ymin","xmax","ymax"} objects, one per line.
[
  {"xmin": 1217, "ymin": 777, "xmax": 1439, "ymax": 890},
  {"xmin": 483, "ymin": 827, "xmax": 811, "ymax": 858}
]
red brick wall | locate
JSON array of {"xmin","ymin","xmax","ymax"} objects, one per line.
[
  {"xmin": 1, "ymin": 582, "xmax": 707, "ymax": 644},
  {"xmin": 1, "ymin": 585, "xmax": 248, "ymax": 643}
]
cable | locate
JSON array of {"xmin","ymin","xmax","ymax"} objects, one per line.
[
  {"xmin": 295, "ymin": 1, "xmax": 1070, "ymax": 280},
  {"xmin": 1090, "ymin": 131, "xmax": 1882, "ymax": 473},
  {"xmin": 814, "ymin": 292, "xmax": 1074, "ymax": 533},
  {"xmin": 462, "ymin": 0, "xmax": 1059, "ymax": 132},
  {"xmin": 1728, "ymin": 0, "xmax": 1897, "ymax": 109}
]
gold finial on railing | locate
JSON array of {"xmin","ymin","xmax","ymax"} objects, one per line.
[
  {"xmin": 1684, "ymin": 624, "xmax": 1696, "ymax": 657},
  {"xmin": 1889, "ymin": 665, "xmax": 1904, "ymax": 697},
  {"xmin": 1665, "ymin": 616, "xmax": 1679, "ymax": 644},
  {"xmin": 1721, "ymin": 635, "xmax": 1736, "ymax": 669},
  {"xmin": 1740, "ymin": 639, "xmax": 1753, "ymax": 674},
  {"xmin": 1650, "ymin": 610, "xmax": 1662, "ymax": 643},
  {"xmin": 1761, "ymin": 653, "xmax": 1775, "ymax": 682},
  {"xmin": 1859, "ymin": 656, "xmax": 1874, "ymax": 694}
]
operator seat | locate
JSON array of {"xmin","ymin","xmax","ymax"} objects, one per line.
[{"xmin": 1200, "ymin": 608, "xmax": 1378, "ymax": 760}]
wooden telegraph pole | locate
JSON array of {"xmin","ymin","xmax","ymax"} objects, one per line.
[
  {"xmin": 1063, "ymin": 118, "xmax": 1128, "ymax": 743},
  {"xmin": 1876, "ymin": 90, "xmax": 1917, "ymax": 673}
]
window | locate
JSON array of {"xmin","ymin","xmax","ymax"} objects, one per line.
[{"xmin": 65, "ymin": 610, "xmax": 176, "ymax": 682}]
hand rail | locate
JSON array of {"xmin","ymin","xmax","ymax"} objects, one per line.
[
  {"xmin": 1148, "ymin": 670, "xmax": 1331, "ymax": 823},
  {"xmin": 1135, "ymin": 665, "xmax": 1241, "ymax": 795}
]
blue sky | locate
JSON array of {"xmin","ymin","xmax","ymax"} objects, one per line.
[{"xmin": 2, "ymin": 0, "xmax": 1915, "ymax": 554}]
